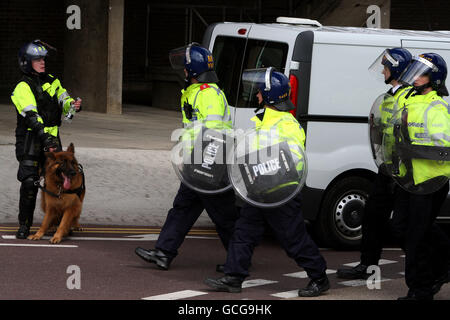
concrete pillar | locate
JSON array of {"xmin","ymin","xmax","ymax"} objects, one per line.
[
  {"xmin": 63, "ymin": 0, "xmax": 124, "ymax": 114},
  {"xmin": 107, "ymin": 0, "xmax": 124, "ymax": 114}
]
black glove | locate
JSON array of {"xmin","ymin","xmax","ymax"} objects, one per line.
[
  {"xmin": 24, "ymin": 112, "xmax": 60, "ymax": 151},
  {"xmin": 41, "ymin": 133, "xmax": 60, "ymax": 152}
]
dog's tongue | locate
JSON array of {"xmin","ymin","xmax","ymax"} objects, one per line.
[{"xmin": 62, "ymin": 174, "xmax": 71, "ymax": 190}]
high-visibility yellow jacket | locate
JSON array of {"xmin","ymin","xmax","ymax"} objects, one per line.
[
  {"xmin": 379, "ymin": 86, "xmax": 412, "ymax": 165},
  {"xmin": 11, "ymin": 74, "xmax": 74, "ymax": 138},
  {"xmin": 180, "ymin": 83, "xmax": 231, "ymax": 128},
  {"xmin": 380, "ymin": 86, "xmax": 411, "ymax": 129},
  {"xmin": 249, "ymin": 107, "xmax": 306, "ymax": 193},
  {"xmin": 395, "ymin": 90, "xmax": 450, "ymax": 185}
]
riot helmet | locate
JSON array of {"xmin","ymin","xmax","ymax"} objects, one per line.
[
  {"xmin": 399, "ymin": 53, "xmax": 448, "ymax": 96},
  {"xmin": 241, "ymin": 67, "xmax": 295, "ymax": 112},
  {"xmin": 169, "ymin": 42, "xmax": 219, "ymax": 84},
  {"xmin": 368, "ymin": 48, "xmax": 412, "ymax": 84},
  {"xmin": 18, "ymin": 40, "xmax": 52, "ymax": 75}
]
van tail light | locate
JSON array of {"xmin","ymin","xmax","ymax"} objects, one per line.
[
  {"xmin": 238, "ymin": 28, "xmax": 247, "ymax": 35},
  {"xmin": 289, "ymin": 74, "xmax": 299, "ymax": 117}
]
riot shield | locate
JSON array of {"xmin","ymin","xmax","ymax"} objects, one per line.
[
  {"xmin": 383, "ymin": 101, "xmax": 450, "ymax": 194},
  {"xmin": 228, "ymin": 127, "xmax": 307, "ymax": 208},
  {"xmin": 171, "ymin": 122, "xmax": 233, "ymax": 194},
  {"xmin": 368, "ymin": 93, "xmax": 399, "ymax": 168}
]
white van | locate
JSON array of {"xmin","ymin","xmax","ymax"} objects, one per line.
[{"xmin": 202, "ymin": 17, "xmax": 450, "ymax": 248}]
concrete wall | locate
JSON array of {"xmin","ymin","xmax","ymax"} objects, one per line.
[
  {"xmin": 319, "ymin": 0, "xmax": 390, "ymax": 28},
  {"xmin": 391, "ymin": 0, "xmax": 450, "ymax": 30}
]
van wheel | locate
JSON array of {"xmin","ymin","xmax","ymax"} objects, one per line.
[{"xmin": 314, "ymin": 176, "xmax": 373, "ymax": 249}]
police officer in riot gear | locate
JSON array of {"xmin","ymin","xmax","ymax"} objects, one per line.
[
  {"xmin": 135, "ymin": 43, "xmax": 239, "ymax": 271},
  {"xmin": 204, "ymin": 68, "xmax": 329, "ymax": 297},
  {"xmin": 337, "ymin": 48, "xmax": 412, "ymax": 280},
  {"xmin": 11, "ymin": 40, "xmax": 82, "ymax": 239},
  {"xmin": 388, "ymin": 53, "xmax": 450, "ymax": 300}
]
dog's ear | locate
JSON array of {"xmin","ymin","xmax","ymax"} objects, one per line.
[
  {"xmin": 67, "ymin": 143, "xmax": 75, "ymax": 154},
  {"xmin": 45, "ymin": 152, "xmax": 56, "ymax": 161}
]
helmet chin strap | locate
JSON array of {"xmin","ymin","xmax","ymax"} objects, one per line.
[
  {"xmin": 384, "ymin": 75, "xmax": 394, "ymax": 85},
  {"xmin": 414, "ymin": 82, "xmax": 432, "ymax": 94},
  {"xmin": 254, "ymin": 102, "xmax": 264, "ymax": 114},
  {"xmin": 183, "ymin": 77, "xmax": 191, "ymax": 89}
]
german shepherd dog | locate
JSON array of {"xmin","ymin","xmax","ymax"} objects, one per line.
[{"xmin": 28, "ymin": 143, "xmax": 85, "ymax": 244}]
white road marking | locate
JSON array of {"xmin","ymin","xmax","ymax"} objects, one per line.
[
  {"xmin": 242, "ymin": 279, "xmax": 278, "ymax": 288},
  {"xmin": 271, "ymin": 290, "xmax": 298, "ymax": 299},
  {"xmin": 0, "ymin": 243, "xmax": 77, "ymax": 248},
  {"xmin": 142, "ymin": 290, "xmax": 208, "ymax": 300},
  {"xmin": 125, "ymin": 234, "xmax": 161, "ymax": 241},
  {"xmin": 2, "ymin": 235, "xmax": 154, "ymax": 242},
  {"xmin": 2, "ymin": 234, "xmax": 217, "ymax": 242},
  {"xmin": 343, "ymin": 259, "xmax": 397, "ymax": 267},
  {"xmin": 283, "ymin": 269, "xmax": 336, "ymax": 279},
  {"xmin": 338, "ymin": 278, "xmax": 391, "ymax": 287}
]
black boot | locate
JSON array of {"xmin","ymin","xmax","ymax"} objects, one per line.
[
  {"xmin": 298, "ymin": 275, "xmax": 330, "ymax": 297},
  {"xmin": 337, "ymin": 263, "xmax": 369, "ymax": 280},
  {"xmin": 135, "ymin": 247, "xmax": 171, "ymax": 270},
  {"xmin": 16, "ymin": 224, "xmax": 30, "ymax": 239},
  {"xmin": 431, "ymin": 271, "xmax": 449, "ymax": 295},
  {"xmin": 204, "ymin": 275, "xmax": 243, "ymax": 293},
  {"xmin": 398, "ymin": 290, "xmax": 434, "ymax": 300}
]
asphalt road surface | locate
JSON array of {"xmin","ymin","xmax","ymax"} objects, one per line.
[{"xmin": 0, "ymin": 224, "xmax": 449, "ymax": 302}]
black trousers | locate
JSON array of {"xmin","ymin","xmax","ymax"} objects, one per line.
[
  {"xmin": 360, "ymin": 168, "xmax": 397, "ymax": 266},
  {"xmin": 155, "ymin": 183, "xmax": 240, "ymax": 260},
  {"xmin": 16, "ymin": 131, "xmax": 62, "ymax": 227},
  {"xmin": 391, "ymin": 182, "xmax": 450, "ymax": 296},
  {"xmin": 17, "ymin": 160, "xmax": 42, "ymax": 227},
  {"xmin": 224, "ymin": 193, "xmax": 327, "ymax": 280}
]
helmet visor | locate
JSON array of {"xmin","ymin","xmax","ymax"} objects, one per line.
[
  {"xmin": 169, "ymin": 46, "xmax": 187, "ymax": 70},
  {"xmin": 242, "ymin": 68, "xmax": 274, "ymax": 91},
  {"xmin": 169, "ymin": 42, "xmax": 202, "ymax": 70},
  {"xmin": 399, "ymin": 56, "xmax": 437, "ymax": 86},
  {"xmin": 241, "ymin": 68, "xmax": 274, "ymax": 104},
  {"xmin": 368, "ymin": 50, "xmax": 399, "ymax": 82}
]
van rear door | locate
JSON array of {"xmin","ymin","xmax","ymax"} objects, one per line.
[
  {"xmin": 232, "ymin": 25, "xmax": 293, "ymax": 129},
  {"xmin": 204, "ymin": 23, "xmax": 252, "ymax": 125}
]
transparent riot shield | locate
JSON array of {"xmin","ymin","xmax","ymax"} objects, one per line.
[
  {"xmin": 368, "ymin": 93, "xmax": 399, "ymax": 168},
  {"xmin": 171, "ymin": 122, "xmax": 233, "ymax": 194},
  {"xmin": 228, "ymin": 127, "xmax": 307, "ymax": 208},
  {"xmin": 383, "ymin": 101, "xmax": 450, "ymax": 194}
]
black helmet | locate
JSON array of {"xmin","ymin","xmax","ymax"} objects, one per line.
[{"xmin": 18, "ymin": 40, "xmax": 49, "ymax": 75}]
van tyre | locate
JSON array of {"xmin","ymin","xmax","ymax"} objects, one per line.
[{"xmin": 315, "ymin": 176, "xmax": 373, "ymax": 249}]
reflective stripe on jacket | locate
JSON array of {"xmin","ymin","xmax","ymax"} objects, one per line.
[
  {"xmin": 180, "ymin": 83, "xmax": 231, "ymax": 128},
  {"xmin": 11, "ymin": 74, "xmax": 74, "ymax": 137},
  {"xmin": 250, "ymin": 107, "xmax": 306, "ymax": 170},
  {"xmin": 398, "ymin": 90, "xmax": 450, "ymax": 184}
]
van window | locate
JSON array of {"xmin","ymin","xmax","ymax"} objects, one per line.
[
  {"xmin": 213, "ymin": 36, "xmax": 288, "ymax": 108},
  {"xmin": 213, "ymin": 36, "xmax": 247, "ymax": 107}
]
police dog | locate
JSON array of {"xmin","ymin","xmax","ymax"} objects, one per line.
[{"xmin": 28, "ymin": 143, "xmax": 85, "ymax": 244}]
